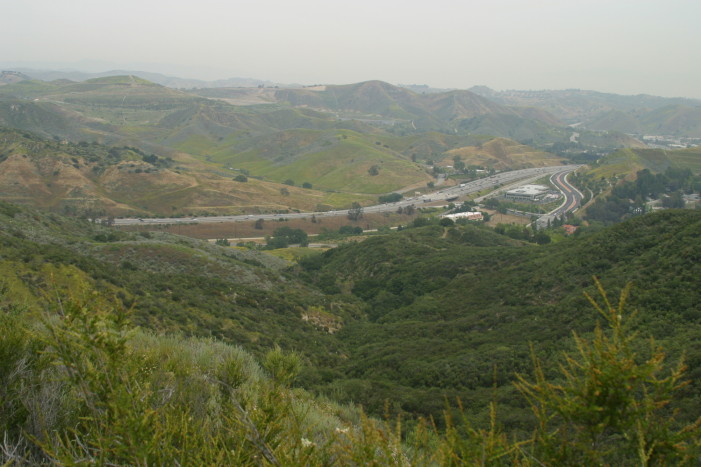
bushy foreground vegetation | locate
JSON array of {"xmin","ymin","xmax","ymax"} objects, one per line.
[
  {"xmin": 1, "ymin": 281, "xmax": 698, "ymax": 465},
  {"xmin": 1, "ymin": 201, "xmax": 700, "ymax": 464},
  {"xmin": 298, "ymin": 211, "xmax": 701, "ymax": 432}
]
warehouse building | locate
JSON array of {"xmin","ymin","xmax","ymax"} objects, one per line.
[{"xmin": 504, "ymin": 184, "xmax": 550, "ymax": 202}]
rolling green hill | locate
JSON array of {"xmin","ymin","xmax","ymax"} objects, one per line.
[
  {"xmin": 587, "ymin": 104, "xmax": 701, "ymax": 137},
  {"xmin": 587, "ymin": 146, "xmax": 701, "ymax": 179},
  {"xmin": 298, "ymin": 211, "xmax": 701, "ymax": 427},
  {"xmin": 0, "ymin": 75, "xmax": 673, "ymax": 214},
  {"xmin": 470, "ymin": 86, "xmax": 701, "ymax": 126},
  {"xmin": 0, "ymin": 127, "xmax": 345, "ymax": 216},
  {"xmin": 444, "ymin": 137, "xmax": 564, "ymax": 169},
  {"xmin": 274, "ymin": 80, "xmax": 565, "ymax": 134}
]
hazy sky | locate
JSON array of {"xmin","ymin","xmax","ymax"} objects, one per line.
[{"xmin": 3, "ymin": 0, "xmax": 700, "ymax": 98}]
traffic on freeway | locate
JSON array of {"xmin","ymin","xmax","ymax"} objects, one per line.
[
  {"xmin": 112, "ymin": 165, "xmax": 582, "ymax": 226},
  {"xmin": 536, "ymin": 168, "xmax": 585, "ymax": 228}
]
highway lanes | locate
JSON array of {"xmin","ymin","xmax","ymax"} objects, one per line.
[{"xmin": 112, "ymin": 165, "xmax": 582, "ymax": 226}]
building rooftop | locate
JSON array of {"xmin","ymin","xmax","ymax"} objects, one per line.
[{"xmin": 506, "ymin": 184, "xmax": 549, "ymax": 196}]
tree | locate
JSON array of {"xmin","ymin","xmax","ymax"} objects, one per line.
[
  {"xmin": 348, "ymin": 202, "xmax": 363, "ymax": 221},
  {"xmin": 379, "ymin": 193, "xmax": 403, "ymax": 203},
  {"xmin": 234, "ymin": 174, "xmax": 248, "ymax": 182},
  {"xmin": 284, "ymin": 179, "xmax": 295, "ymax": 186},
  {"xmin": 662, "ymin": 191, "xmax": 684, "ymax": 208},
  {"xmin": 534, "ymin": 231, "xmax": 551, "ymax": 244},
  {"xmin": 280, "ymin": 187, "xmax": 290, "ymax": 196},
  {"xmin": 339, "ymin": 225, "xmax": 363, "ymax": 235},
  {"xmin": 484, "ymin": 198, "xmax": 500, "ymax": 209},
  {"xmin": 515, "ymin": 280, "xmax": 700, "ymax": 465},
  {"xmin": 368, "ymin": 165, "xmax": 380, "ymax": 176},
  {"xmin": 302, "ymin": 182, "xmax": 313, "ymax": 189},
  {"xmin": 254, "ymin": 218, "xmax": 264, "ymax": 230},
  {"xmin": 266, "ymin": 226, "xmax": 308, "ymax": 248}
]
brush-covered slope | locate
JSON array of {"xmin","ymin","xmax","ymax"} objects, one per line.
[
  {"xmin": 298, "ymin": 212, "xmax": 701, "ymax": 425},
  {"xmin": 0, "ymin": 98, "xmax": 113, "ymax": 140},
  {"xmin": 0, "ymin": 200, "xmax": 358, "ymax": 362},
  {"xmin": 0, "ymin": 127, "xmax": 338, "ymax": 216}
]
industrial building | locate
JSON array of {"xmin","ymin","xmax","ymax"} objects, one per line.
[{"xmin": 504, "ymin": 184, "xmax": 551, "ymax": 202}]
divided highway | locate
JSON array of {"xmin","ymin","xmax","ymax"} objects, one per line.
[
  {"xmin": 536, "ymin": 168, "xmax": 585, "ymax": 228},
  {"xmin": 112, "ymin": 165, "xmax": 582, "ymax": 226}
]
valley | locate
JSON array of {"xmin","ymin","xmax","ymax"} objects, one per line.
[{"xmin": 0, "ymin": 70, "xmax": 700, "ymax": 464}]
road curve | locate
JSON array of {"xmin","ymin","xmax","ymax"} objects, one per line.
[
  {"xmin": 536, "ymin": 168, "xmax": 584, "ymax": 228},
  {"xmin": 112, "ymin": 165, "xmax": 582, "ymax": 226}
]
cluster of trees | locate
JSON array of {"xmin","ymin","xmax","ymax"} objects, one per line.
[
  {"xmin": 265, "ymin": 226, "xmax": 309, "ymax": 248},
  {"xmin": 1, "ymin": 199, "xmax": 700, "ymax": 464},
  {"xmin": 298, "ymin": 211, "xmax": 701, "ymax": 435},
  {"xmin": 494, "ymin": 223, "xmax": 551, "ymax": 244},
  {"xmin": 378, "ymin": 192, "xmax": 402, "ymax": 203},
  {"xmin": 1, "ymin": 281, "xmax": 697, "ymax": 465},
  {"xmin": 586, "ymin": 167, "xmax": 699, "ymax": 224}
]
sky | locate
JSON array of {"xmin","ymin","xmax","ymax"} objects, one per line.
[{"xmin": 3, "ymin": 0, "xmax": 701, "ymax": 98}]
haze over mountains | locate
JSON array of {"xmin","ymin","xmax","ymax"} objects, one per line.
[
  {"xmin": 1, "ymin": 59, "xmax": 701, "ymax": 463},
  {"xmin": 1, "ymin": 68, "xmax": 700, "ymax": 218}
]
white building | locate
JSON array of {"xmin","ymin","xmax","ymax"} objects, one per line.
[{"xmin": 504, "ymin": 184, "xmax": 550, "ymax": 202}]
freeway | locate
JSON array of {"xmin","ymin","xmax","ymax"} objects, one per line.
[
  {"xmin": 112, "ymin": 165, "xmax": 582, "ymax": 226},
  {"xmin": 536, "ymin": 168, "xmax": 584, "ymax": 228}
]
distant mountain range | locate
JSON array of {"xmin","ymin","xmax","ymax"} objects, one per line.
[
  {"xmin": 1, "ymin": 67, "xmax": 287, "ymax": 89},
  {"xmin": 469, "ymin": 86, "xmax": 701, "ymax": 136},
  {"xmin": 0, "ymin": 71, "xmax": 699, "ymax": 216},
  {"xmin": 5, "ymin": 68, "xmax": 701, "ymax": 137}
]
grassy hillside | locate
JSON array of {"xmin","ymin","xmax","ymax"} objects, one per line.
[
  {"xmin": 444, "ymin": 137, "xmax": 564, "ymax": 169},
  {"xmin": 0, "ymin": 75, "xmax": 678, "ymax": 214},
  {"xmin": 274, "ymin": 81, "xmax": 565, "ymax": 136},
  {"xmin": 0, "ymin": 127, "xmax": 360, "ymax": 215},
  {"xmin": 587, "ymin": 104, "xmax": 701, "ymax": 137},
  {"xmin": 470, "ymin": 86, "xmax": 701, "ymax": 126},
  {"xmin": 210, "ymin": 129, "xmax": 431, "ymax": 193},
  {"xmin": 587, "ymin": 146, "xmax": 701, "ymax": 179}
]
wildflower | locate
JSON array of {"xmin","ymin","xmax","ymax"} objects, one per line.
[{"xmin": 301, "ymin": 438, "xmax": 314, "ymax": 447}]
